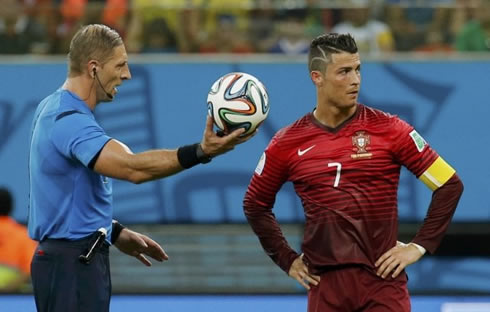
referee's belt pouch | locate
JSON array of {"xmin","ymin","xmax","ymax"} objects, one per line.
[{"xmin": 78, "ymin": 231, "xmax": 109, "ymax": 264}]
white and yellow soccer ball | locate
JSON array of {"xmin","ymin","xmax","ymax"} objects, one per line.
[{"xmin": 207, "ymin": 72, "xmax": 269, "ymax": 136}]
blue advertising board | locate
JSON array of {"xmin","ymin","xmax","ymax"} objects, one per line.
[{"xmin": 0, "ymin": 58, "xmax": 488, "ymax": 223}]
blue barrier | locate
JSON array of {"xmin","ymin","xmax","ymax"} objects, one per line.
[{"xmin": 0, "ymin": 60, "xmax": 488, "ymax": 223}]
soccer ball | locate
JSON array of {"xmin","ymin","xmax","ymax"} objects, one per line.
[{"xmin": 207, "ymin": 72, "xmax": 269, "ymax": 136}]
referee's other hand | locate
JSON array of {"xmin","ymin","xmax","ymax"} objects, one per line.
[{"xmin": 114, "ymin": 228, "xmax": 169, "ymax": 266}]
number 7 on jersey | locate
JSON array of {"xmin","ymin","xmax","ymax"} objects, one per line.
[{"xmin": 328, "ymin": 162, "xmax": 342, "ymax": 187}]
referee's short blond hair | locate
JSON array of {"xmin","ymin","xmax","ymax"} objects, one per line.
[{"xmin": 68, "ymin": 24, "xmax": 123, "ymax": 77}]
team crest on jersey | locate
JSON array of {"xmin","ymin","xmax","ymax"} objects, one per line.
[{"xmin": 351, "ymin": 131, "xmax": 372, "ymax": 159}]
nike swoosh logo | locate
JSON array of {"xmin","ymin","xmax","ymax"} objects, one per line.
[{"xmin": 298, "ymin": 145, "xmax": 316, "ymax": 156}]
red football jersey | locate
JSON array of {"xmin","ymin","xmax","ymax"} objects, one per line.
[{"xmin": 244, "ymin": 104, "xmax": 439, "ymax": 274}]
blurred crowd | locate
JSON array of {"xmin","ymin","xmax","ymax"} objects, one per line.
[{"xmin": 0, "ymin": 0, "xmax": 489, "ymax": 55}]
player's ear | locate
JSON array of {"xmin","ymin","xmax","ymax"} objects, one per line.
[{"xmin": 311, "ymin": 71, "xmax": 323, "ymax": 87}]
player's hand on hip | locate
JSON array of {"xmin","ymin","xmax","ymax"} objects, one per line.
[
  {"xmin": 375, "ymin": 241, "xmax": 424, "ymax": 279},
  {"xmin": 114, "ymin": 228, "xmax": 169, "ymax": 266},
  {"xmin": 288, "ymin": 254, "xmax": 320, "ymax": 290},
  {"xmin": 200, "ymin": 116, "xmax": 257, "ymax": 157}
]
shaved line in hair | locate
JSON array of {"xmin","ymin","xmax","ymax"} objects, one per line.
[
  {"xmin": 309, "ymin": 45, "xmax": 342, "ymax": 74},
  {"xmin": 308, "ymin": 33, "xmax": 358, "ymax": 74}
]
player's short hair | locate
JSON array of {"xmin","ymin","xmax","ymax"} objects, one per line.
[
  {"xmin": 308, "ymin": 33, "xmax": 358, "ymax": 74},
  {"xmin": 0, "ymin": 187, "xmax": 12, "ymax": 216},
  {"xmin": 68, "ymin": 24, "xmax": 123, "ymax": 76}
]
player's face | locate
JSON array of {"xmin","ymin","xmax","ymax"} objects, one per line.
[
  {"xmin": 96, "ymin": 44, "xmax": 131, "ymax": 103},
  {"xmin": 320, "ymin": 52, "xmax": 361, "ymax": 109}
]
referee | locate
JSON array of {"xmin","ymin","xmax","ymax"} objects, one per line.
[{"xmin": 28, "ymin": 24, "xmax": 252, "ymax": 312}]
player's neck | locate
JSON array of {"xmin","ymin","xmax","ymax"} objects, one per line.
[
  {"xmin": 313, "ymin": 104, "xmax": 358, "ymax": 129},
  {"xmin": 62, "ymin": 77, "xmax": 96, "ymax": 111}
]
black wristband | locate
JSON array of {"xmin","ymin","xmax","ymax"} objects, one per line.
[
  {"xmin": 111, "ymin": 220, "xmax": 126, "ymax": 244},
  {"xmin": 177, "ymin": 143, "xmax": 211, "ymax": 169},
  {"xmin": 196, "ymin": 144, "xmax": 212, "ymax": 164}
]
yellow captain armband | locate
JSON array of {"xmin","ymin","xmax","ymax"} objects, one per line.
[{"xmin": 419, "ymin": 156, "xmax": 456, "ymax": 191}]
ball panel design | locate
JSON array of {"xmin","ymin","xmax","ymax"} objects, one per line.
[{"xmin": 207, "ymin": 72, "xmax": 269, "ymax": 136}]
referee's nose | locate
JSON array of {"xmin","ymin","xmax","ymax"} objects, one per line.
[{"xmin": 122, "ymin": 64, "xmax": 131, "ymax": 81}]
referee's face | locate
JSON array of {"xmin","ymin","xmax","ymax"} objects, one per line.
[
  {"xmin": 321, "ymin": 52, "xmax": 361, "ymax": 110},
  {"xmin": 96, "ymin": 45, "xmax": 131, "ymax": 103}
]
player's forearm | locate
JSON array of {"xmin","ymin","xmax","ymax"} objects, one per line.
[
  {"xmin": 247, "ymin": 215, "xmax": 300, "ymax": 273},
  {"xmin": 412, "ymin": 174, "xmax": 464, "ymax": 253},
  {"xmin": 244, "ymin": 200, "xmax": 299, "ymax": 273}
]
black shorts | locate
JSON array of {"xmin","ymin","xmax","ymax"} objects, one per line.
[{"xmin": 31, "ymin": 235, "xmax": 111, "ymax": 312}]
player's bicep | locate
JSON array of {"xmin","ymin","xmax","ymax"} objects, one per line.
[
  {"xmin": 391, "ymin": 119, "xmax": 439, "ymax": 176},
  {"xmin": 249, "ymin": 150, "xmax": 288, "ymax": 200},
  {"xmin": 93, "ymin": 139, "xmax": 135, "ymax": 180},
  {"xmin": 418, "ymin": 156, "xmax": 456, "ymax": 191}
]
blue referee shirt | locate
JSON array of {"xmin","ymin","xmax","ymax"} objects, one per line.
[{"xmin": 29, "ymin": 89, "xmax": 113, "ymax": 242}]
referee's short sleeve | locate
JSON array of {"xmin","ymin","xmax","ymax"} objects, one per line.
[{"xmin": 51, "ymin": 112, "xmax": 112, "ymax": 167}]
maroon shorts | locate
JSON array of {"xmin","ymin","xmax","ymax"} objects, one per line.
[{"xmin": 308, "ymin": 265, "xmax": 410, "ymax": 312}]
